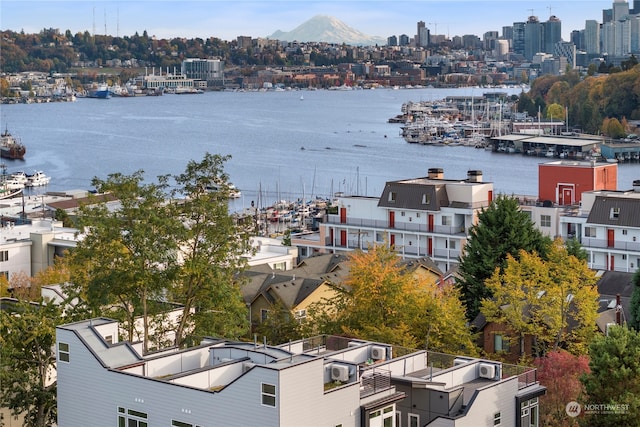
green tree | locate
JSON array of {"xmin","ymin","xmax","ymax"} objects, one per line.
[
  {"xmin": 168, "ymin": 153, "xmax": 252, "ymax": 346},
  {"xmin": 481, "ymin": 240, "xmax": 599, "ymax": 357},
  {"xmin": 0, "ymin": 299, "xmax": 61, "ymax": 427},
  {"xmin": 253, "ymin": 299, "xmax": 303, "ymax": 345},
  {"xmin": 580, "ymin": 326, "xmax": 640, "ymax": 427},
  {"xmin": 68, "ymin": 171, "xmax": 179, "ymax": 353},
  {"xmin": 457, "ymin": 195, "xmax": 551, "ymax": 321},
  {"xmin": 630, "ymin": 269, "xmax": 640, "ymax": 330}
]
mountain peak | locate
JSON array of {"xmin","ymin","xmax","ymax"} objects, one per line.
[{"xmin": 268, "ymin": 15, "xmax": 385, "ymax": 46}]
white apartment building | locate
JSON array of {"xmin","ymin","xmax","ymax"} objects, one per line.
[
  {"xmin": 556, "ymin": 183, "xmax": 640, "ymax": 272},
  {"xmin": 56, "ymin": 319, "xmax": 545, "ymax": 427},
  {"xmin": 315, "ymin": 168, "xmax": 493, "ymax": 272}
]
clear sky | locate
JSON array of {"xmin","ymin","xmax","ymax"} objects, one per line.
[{"xmin": 1, "ymin": 1, "xmax": 613, "ymax": 43}]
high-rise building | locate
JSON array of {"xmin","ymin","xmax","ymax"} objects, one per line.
[
  {"xmin": 416, "ymin": 21, "xmax": 429, "ymax": 47},
  {"xmin": 613, "ymin": 0, "xmax": 630, "ymax": 21},
  {"xmin": 387, "ymin": 35, "xmax": 398, "ymax": 46},
  {"xmin": 544, "ymin": 15, "xmax": 562, "ymax": 54},
  {"xmin": 502, "ymin": 26, "xmax": 513, "ymax": 41},
  {"xmin": 632, "ymin": 0, "xmax": 640, "ymax": 14},
  {"xmin": 399, "ymin": 34, "xmax": 410, "ymax": 46},
  {"xmin": 512, "ymin": 22, "xmax": 526, "ymax": 56},
  {"xmin": 585, "ymin": 20, "xmax": 601, "ymax": 54},
  {"xmin": 555, "ymin": 41, "xmax": 577, "ymax": 69},
  {"xmin": 524, "ymin": 15, "xmax": 544, "ymax": 60}
]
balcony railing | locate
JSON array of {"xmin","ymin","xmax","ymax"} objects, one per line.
[
  {"xmin": 326, "ymin": 216, "xmax": 467, "ymax": 236},
  {"xmin": 360, "ymin": 368, "xmax": 392, "ymax": 398},
  {"xmin": 581, "ymin": 237, "xmax": 640, "ymax": 252}
]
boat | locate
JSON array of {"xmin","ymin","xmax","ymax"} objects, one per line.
[
  {"xmin": 0, "ymin": 127, "xmax": 26, "ymax": 160},
  {"xmin": 205, "ymin": 182, "xmax": 241, "ymax": 198},
  {"xmin": 87, "ymin": 84, "xmax": 111, "ymax": 99},
  {"xmin": 25, "ymin": 171, "xmax": 51, "ymax": 187},
  {"xmin": 10, "ymin": 171, "xmax": 28, "ymax": 185}
]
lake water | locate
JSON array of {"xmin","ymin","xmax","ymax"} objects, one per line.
[{"xmin": 2, "ymin": 87, "xmax": 639, "ymax": 209}]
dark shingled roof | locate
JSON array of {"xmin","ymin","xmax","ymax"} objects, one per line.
[
  {"xmin": 378, "ymin": 180, "xmax": 448, "ymax": 210},
  {"xmin": 587, "ymin": 196, "xmax": 640, "ymax": 227}
]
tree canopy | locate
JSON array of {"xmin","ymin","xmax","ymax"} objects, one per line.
[
  {"xmin": 306, "ymin": 244, "xmax": 476, "ymax": 353},
  {"xmin": 67, "ymin": 153, "xmax": 252, "ymax": 351},
  {"xmin": 457, "ymin": 195, "xmax": 551, "ymax": 321},
  {"xmin": 481, "ymin": 239, "xmax": 599, "ymax": 358},
  {"xmin": 580, "ymin": 326, "xmax": 640, "ymax": 427}
]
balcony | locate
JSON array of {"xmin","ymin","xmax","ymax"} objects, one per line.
[
  {"xmin": 360, "ymin": 368, "xmax": 392, "ymax": 398},
  {"xmin": 326, "ymin": 216, "xmax": 467, "ymax": 236}
]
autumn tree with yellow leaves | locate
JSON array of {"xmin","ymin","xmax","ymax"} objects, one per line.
[
  {"xmin": 481, "ymin": 239, "xmax": 599, "ymax": 359},
  {"xmin": 306, "ymin": 244, "xmax": 476, "ymax": 354}
]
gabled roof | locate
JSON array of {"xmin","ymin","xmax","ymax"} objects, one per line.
[
  {"xmin": 587, "ymin": 196, "xmax": 640, "ymax": 227},
  {"xmin": 378, "ymin": 180, "xmax": 448, "ymax": 210}
]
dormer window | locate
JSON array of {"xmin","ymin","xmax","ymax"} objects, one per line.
[
  {"xmin": 388, "ymin": 192, "xmax": 396, "ymax": 202},
  {"xmin": 422, "ymin": 194, "xmax": 430, "ymax": 204},
  {"xmin": 610, "ymin": 207, "xmax": 620, "ymax": 220}
]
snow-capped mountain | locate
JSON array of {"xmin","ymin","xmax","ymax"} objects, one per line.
[{"xmin": 268, "ymin": 15, "xmax": 386, "ymax": 46}]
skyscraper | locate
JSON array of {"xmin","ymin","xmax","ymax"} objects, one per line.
[
  {"xmin": 544, "ymin": 15, "xmax": 562, "ymax": 54},
  {"xmin": 524, "ymin": 15, "xmax": 544, "ymax": 60},
  {"xmin": 613, "ymin": 0, "xmax": 630, "ymax": 21},
  {"xmin": 512, "ymin": 22, "xmax": 526, "ymax": 56},
  {"xmin": 416, "ymin": 21, "xmax": 429, "ymax": 47},
  {"xmin": 585, "ymin": 19, "xmax": 601, "ymax": 54}
]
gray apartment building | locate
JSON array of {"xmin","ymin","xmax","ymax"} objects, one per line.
[{"xmin": 56, "ymin": 318, "xmax": 545, "ymax": 426}]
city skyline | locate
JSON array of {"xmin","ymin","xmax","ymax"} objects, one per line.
[{"xmin": 2, "ymin": 1, "xmax": 612, "ymax": 43}]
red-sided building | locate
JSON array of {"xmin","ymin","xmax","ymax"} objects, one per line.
[{"xmin": 538, "ymin": 160, "xmax": 618, "ymax": 206}]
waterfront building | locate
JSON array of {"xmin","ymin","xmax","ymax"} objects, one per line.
[
  {"xmin": 310, "ymin": 169, "xmax": 493, "ymax": 272},
  {"xmin": 56, "ymin": 319, "xmax": 545, "ymax": 427},
  {"xmin": 182, "ymin": 58, "xmax": 225, "ymax": 87}
]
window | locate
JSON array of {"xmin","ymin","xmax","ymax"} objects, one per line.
[
  {"xmin": 494, "ymin": 334, "xmax": 509, "ymax": 352},
  {"xmin": 58, "ymin": 342, "xmax": 70, "ymax": 363},
  {"xmin": 401, "ymin": 211, "xmax": 405, "ymax": 217},
  {"xmin": 623, "ymin": 229, "xmax": 628, "ymax": 235},
  {"xmin": 376, "ymin": 232, "xmax": 384, "ymax": 242},
  {"xmin": 416, "ymin": 212, "xmax": 420, "ymax": 218},
  {"xmin": 388, "ymin": 192, "xmax": 396, "ymax": 202},
  {"xmin": 295, "ymin": 309, "xmax": 306, "ymax": 320},
  {"xmin": 610, "ymin": 207, "xmax": 620, "ymax": 219},
  {"xmin": 0, "ymin": 250, "xmax": 8, "ymax": 262},
  {"xmin": 273, "ymin": 262, "xmax": 286, "ymax": 270},
  {"xmin": 409, "ymin": 413, "xmax": 419, "ymax": 427},
  {"xmin": 172, "ymin": 421, "xmax": 202, "ymax": 427},
  {"xmin": 442, "ymin": 216, "xmax": 451, "ymax": 226},
  {"xmin": 117, "ymin": 408, "xmax": 147, "ymax": 427},
  {"xmin": 261, "ymin": 383, "xmax": 276, "ymax": 407},
  {"xmin": 585, "ymin": 227, "xmax": 596, "ymax": 237},
  {"xmin": 521, "ymin": 397, "xmax": 539, "ymax": 427},
  {"xmin": 260, "ymin": 309, "xmax": 269, "ymax": 322},
  {"xmin": 422, "ymin": 194, "xmax": 430, "ymax": 204},
  {"xmin": 493, "ymin": 411, "xmax": 501, "ymax": 426},
  {"xmin": 540, "ymin": 215, "xmax": 551, "ymax": 227},
  {"xmin": 450, "ymin": 240, "xmax": 456, "ymax": 250},
  {"xmin": 104, "ymin": 335, "xmax": 113, "ymax": 345}
]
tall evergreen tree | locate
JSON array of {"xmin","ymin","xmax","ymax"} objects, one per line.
[
  {"xmin": 457, "ymin": 195, "xmax": 551, "ymax": 321},
  {"xmin": 629, "ymin": 269, "xmax": 640, "ymax": 330},
  {"xmin": 580, "ymin": 326, "xmax": 640, "ymax": 427}
]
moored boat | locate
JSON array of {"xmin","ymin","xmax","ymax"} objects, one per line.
[
  {"xmin": 0, "ymin": 127, "xmax": 26, "ymax": 160},
  {"xmin": 87, "ymin": 84, "xmax": 111, "ymax": 99},
  {"xmin": 25, "ymin": 171, "xmax": 51, "ymax": 187}
]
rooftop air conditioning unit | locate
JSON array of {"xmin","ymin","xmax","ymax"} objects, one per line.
[
  {"xmin": 331, "ymin": 364, "xmax": 350, "ymax": 382},
  {"xmin": 371, "ymin": 345, "xmax": 386, "ymax": 361},
  {"xmin": 479, "ymin": 363, "xmax": 496, "ymax": 379}
]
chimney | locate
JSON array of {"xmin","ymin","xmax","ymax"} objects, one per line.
[
  {"xmin": 633, "ymin": 180, "xmax": 640, "ymax": 192},
  {"xmin": 467, "ymin": 170, "xmax": 483, "ymax": 183},
  {"xmin": 428, "ymin": 168, "xmax": 444, "ymax": 179}
]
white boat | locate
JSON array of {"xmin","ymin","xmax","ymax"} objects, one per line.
[
  {"xmin": 25, "ymin": 171, "xmax": 51, "ymax": 187},
  {"xmin": 2, "ymin": 178, "xmax": 25, "ymax": 190},
  {"xmin": 205, "ymin": 182, "xmax": 241, "ymax": 198},
  {"xmin": 10, "ymin": 171, "xmax": 28, "ymax": 185}
]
